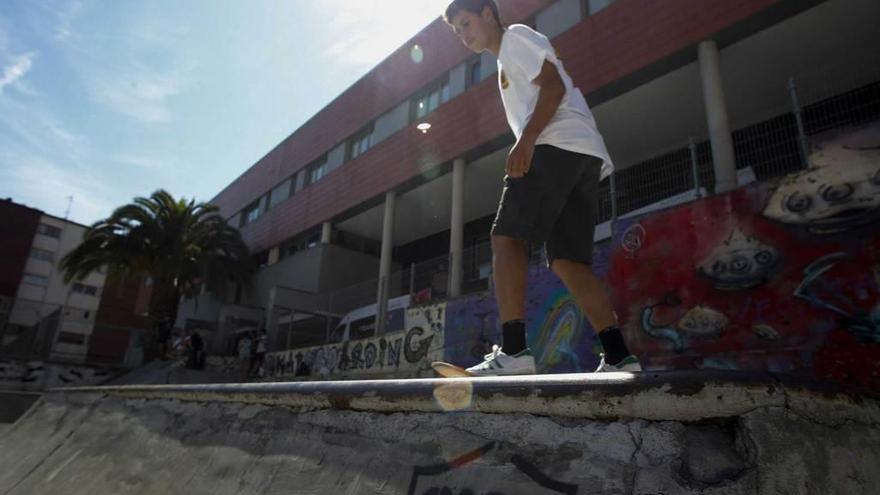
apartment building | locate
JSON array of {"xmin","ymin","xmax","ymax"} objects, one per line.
[{"xmin": 0, "ymin": 199, "xmax": 108, "ymax": 363}]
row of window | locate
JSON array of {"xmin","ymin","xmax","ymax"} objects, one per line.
[
  {"xmin": 30, "ymin": 247, "xmax": 54, "ymax": 262},
  {"xmin": 36, "ymin": 223, "xmax": 62, "ymax": 238},
  {"xmin": 236, "ymin": 74, "xmax": 459, "ymax": 229},
  {"xmin": 232, "ymin": 0, "xmax": 618, "ymax": 231},
  {"xmin": 20, "ymin": 272, "xmax": 99, "ymax": 296}
]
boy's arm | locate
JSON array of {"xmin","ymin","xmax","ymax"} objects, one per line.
[{"xmin": 506, "ymin": 59, "xmax": 566, "ymax": 178}]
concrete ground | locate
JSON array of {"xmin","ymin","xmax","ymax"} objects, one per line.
[{"xmin": 0, "ymin": 371, "xmax": 877, "ymax": 494}]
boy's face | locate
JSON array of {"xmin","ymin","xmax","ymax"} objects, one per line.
[{"xmin": 449, "ymin": 6, "xmax": 496, "ymax": 53}]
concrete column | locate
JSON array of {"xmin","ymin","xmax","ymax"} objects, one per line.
[
  {"xmin": 449, "ymin": 159, "xmax": 466, "ymax": 298},
  {"xmin": 376, "ymin": 191, "xmax": 396, "ymax": 333},
  {"xmin": 698, "ymin": 40, "xmax": 738, "ymax": 194},
  {"xmin": 321, "ymin": 221, "xmax": 332, "ymax": 244},
  {"xmin": 265, "ymin": 286, "xmax": 280, "ymax": 350}
]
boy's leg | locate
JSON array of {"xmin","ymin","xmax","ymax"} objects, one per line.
[
  {"xmin": 549, "ymin": 259, "xmax": 615, "ymax": 331},
  {"xmin": 491, "ymin": 235, "xmax": 528, "ymax": 323},
  {"xmin": 545, "ymin": 154, "xmax": 640, "ymax": 371},
  {"xmin": 462, "ymin": 146, "xmax": 583, "ymax": 375},
  {"xmin": 491, "ymin": 234, "xmax": 530, "ymax": 357}
]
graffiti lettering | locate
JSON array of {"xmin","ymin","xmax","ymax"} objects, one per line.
[
  {"xmin": 351, "ymin": 342, "xmax": 364, "ymax": 369},
  {"xmin": 364, "ymin": 342, "xmax": 377, "ymax": 368},
  {"xmin": 404, "ymin": 326, "xmax": 434, "ymax": 363},
  {"xmin": 387, "ymin": 338, "xmax": 402, "ymax": 367},
  {"xmin": 266, "ymin": 324, "xmax": 439, "ymax": 378}
]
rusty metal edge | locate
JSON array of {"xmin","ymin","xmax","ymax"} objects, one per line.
[{"xmin": 45, "ymin": 370, "xmax": 880, "ymax": 423}]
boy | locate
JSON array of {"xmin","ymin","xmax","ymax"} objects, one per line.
[{"xmin": 444, "ymin": 0, "xmax": 641, "ymax": 374}]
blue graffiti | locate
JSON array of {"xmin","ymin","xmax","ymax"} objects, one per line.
[
  {"xmin": 640, "ymin": 292, "xmax": 685, "ymax": 351},
  {"xmin": 794, "ymin": 253, "xmax": 880, "ymax": 342}
]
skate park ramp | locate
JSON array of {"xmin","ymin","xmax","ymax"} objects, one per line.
[{"xmin": 0, "ymin": 371, "xmax": 878, "ymax": 495}]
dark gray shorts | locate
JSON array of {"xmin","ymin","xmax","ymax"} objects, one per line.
[{"xmin": 491, "ymin": 145, "xmax": 602, "ymax": 267}]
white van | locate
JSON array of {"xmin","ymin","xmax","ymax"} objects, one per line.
[{"xmin": 327, "ymin": 294, "xmax": 410, "ymax": 343}]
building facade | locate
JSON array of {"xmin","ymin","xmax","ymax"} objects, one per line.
[
  {"xmin": 0, "ymin": 200, "xmax": 115, "ymax": 364},
  {"xmin": 198, "ymin": 0, "xmax": 879, "ymax": 364}
]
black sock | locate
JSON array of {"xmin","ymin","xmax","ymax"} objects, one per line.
[
  {"xmin": 598, "ymin": 326, "xmax": 631, "ymax": 365},
  {"xmin": 502, "ymin": 319, "xmax": 527, "ymax": 355}
]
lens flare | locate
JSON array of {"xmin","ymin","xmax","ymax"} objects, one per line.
[{"xmin": 410, "ymin": 44, "xmax": 424, "ymax": 64}]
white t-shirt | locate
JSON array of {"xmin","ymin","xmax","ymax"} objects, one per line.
[{"xmin": 497, "ymin": 24, "xmax": 613, "ymax": 180}]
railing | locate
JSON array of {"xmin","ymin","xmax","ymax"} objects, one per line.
[{"xmin": 0, "ymin": 296, "xmax": 142, "ymax": 368}]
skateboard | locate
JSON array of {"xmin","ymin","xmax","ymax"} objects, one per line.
[{"xmin": 431, "ymin": 361, "xmax": 473, "ymax": 377}]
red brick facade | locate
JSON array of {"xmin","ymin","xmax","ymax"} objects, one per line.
[
  {"xmin": 0, "ymin": 199, "xmax": 41, "ymax": 298},
  {"xmin": 212, "ymin": 0, "xmax": 782, "ymax": 252}
]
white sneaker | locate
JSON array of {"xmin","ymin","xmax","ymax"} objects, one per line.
[
  {"xmin": 595, "ymin": 354, "xmax": 642, "ymax": 372},
  {"xmin": 466, "ymin": 345, "xmax": 537, "ymax": 376}
]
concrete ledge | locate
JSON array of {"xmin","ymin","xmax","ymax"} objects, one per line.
[{"xmin": 54, "ymin": 370, "xmax": 879, "ymax": 424}]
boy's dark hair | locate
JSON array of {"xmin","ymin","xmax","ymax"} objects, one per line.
[{"xmin": 444, "ymin": 0, "xmax": 501, "ymax": 27}]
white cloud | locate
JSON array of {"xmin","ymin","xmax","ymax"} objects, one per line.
[
  {"xmin": 0, "ymin": 52, "xmax": 36, "ymax": 94},
  {"xmin": 113, "ymin": 154, "xmax": 169, "ymax": 170},
  {"xmin": 89, "ymin": 72, "xmax": 184, "ymax": 123},
  {"xmin": 64, "ymin": 18, "xmax": 196, "ymax": 124},
  {"xmin": 0, "ymin": 151, "xmax": 116, "ymax": 224}
]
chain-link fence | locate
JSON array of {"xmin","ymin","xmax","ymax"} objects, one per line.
[
  {"xmin": 603, "ymin": 61, "xmax": 880, "ymax": 222},
  {"xmin": 0, "ymin": 296, "xmax": 143, "ymax": 367}
]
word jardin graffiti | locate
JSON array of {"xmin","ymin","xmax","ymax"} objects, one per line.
[{"xmin": 266, "ymin": 326, "xmax": 435, "ymax": 378}]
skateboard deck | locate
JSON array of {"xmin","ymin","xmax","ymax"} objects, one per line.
[{"xmin": 431, "ymin": 361, "xmax": 473, "ymax": 377}]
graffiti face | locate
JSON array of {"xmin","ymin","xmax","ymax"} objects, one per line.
[
  {"xmin": 763, "ymin": 143, "xmax": 880, "ymax": 234},
  {"xmin": 676, "ymin": 305, "xmax": 729, "ymax": 337},
  {"xmin": 698, "ymin": 229, "xmax": 779, "ymax": 290},
  {"xmin": 641, "ymin": 296, "xmax": 729, "ymax": 351}
]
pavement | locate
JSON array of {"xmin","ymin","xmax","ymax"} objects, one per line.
[{"xmin": 0, "ymin": 370, "xmax": 878, "ymax": 494}]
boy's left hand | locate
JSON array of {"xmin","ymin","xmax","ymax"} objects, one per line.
[{"xmin": 506, "ymin": 138, "xmax": 535, "ymax": 178}]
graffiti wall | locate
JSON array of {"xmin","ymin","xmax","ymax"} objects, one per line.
[
  {"xmin": 442, "ymin": 123, "xmax": 880, "ymax": 387},
  {"xmin": 264, "ymin": 123, "xmax": 879, "ymax": 387},
  {"xmin": 266, "ymin": 302, "xmax": 445, "ymax": 379},
  {"xmin": 0, "ymin": 359, "xmax": 114, "ymax": 391},
  {"xmin": 444, "ymin": 245, "xmax": 613, "ymax": 374},
  {"xmin": 608, "ymin": 124, "xmax": 880, "ymax": 387}
]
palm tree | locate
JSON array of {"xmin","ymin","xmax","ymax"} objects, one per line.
[{"xmin": 61, "ymin": 189, "xmax": 253, "ymax": 341}]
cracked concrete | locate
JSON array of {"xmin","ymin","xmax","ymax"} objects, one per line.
[{"xmin": 0, "ymin": 381, "xmax": 878, "ymax": 495}]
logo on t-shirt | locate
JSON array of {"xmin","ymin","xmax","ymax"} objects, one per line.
[{"xmin": 500, "ymin": 70, "xmax": 509, "ymax": 89}]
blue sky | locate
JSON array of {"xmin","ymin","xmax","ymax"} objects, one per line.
[{"xmin": 0, "ymin": 0, "xmax": 452, "ymax": 225}]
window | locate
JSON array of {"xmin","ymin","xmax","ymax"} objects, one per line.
[
  {"xmin": 468, "ymin": 58, "xmax": 482, "ymax": 88},
  {"xmin": 29, "ymin": 248, "xmax": 54, "ymax": 262},
  {"xmin": 586, "ymin": 0, "xmax": 615, "ymax": 15},
  {"xmin": 350, "ymin": 316, "xmax": 376, "ymax": 340},
  {"xmin": 72, "ymin": 283, "xmax": 99, "ymax": 296},
  {"xmin": 241, "ymin": 200, "xmax": 261, "ymax": 226},
  {"xmin": 57, "ymin": 332, "xmax": 85, "ymax": 345},
  {"xmin": 36, "ymin": 223, "xmax": 62, "ymax": 238},
  {"xmin": 412, "ymin": 78, "xmax": 451, "ymax": 120},
  {"xmin": 252, "ymin": 250, "xmax": 269, "ymax": 268},
  {"xmin": 306, "ymin": 156, "xmax": 329, "ymax": 185},
  {"xmin": 22, "ymin": 273, "xmax": 49, "ymax": 286},
  {"xmin": 349, "ymin": 126, "xmax": 374, "ymax": 160},
  {"xmin": 306, "ymin": 231, "xmax": 321, "ymax": 249}
]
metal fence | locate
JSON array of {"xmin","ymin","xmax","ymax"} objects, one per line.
[
  {"xmin": 0, "ymin": 296, "xmax": 142, "ymax": 367},
  {"xmin": 602, "ymin": 61, "xmax": 880, "ymax": 222}
]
